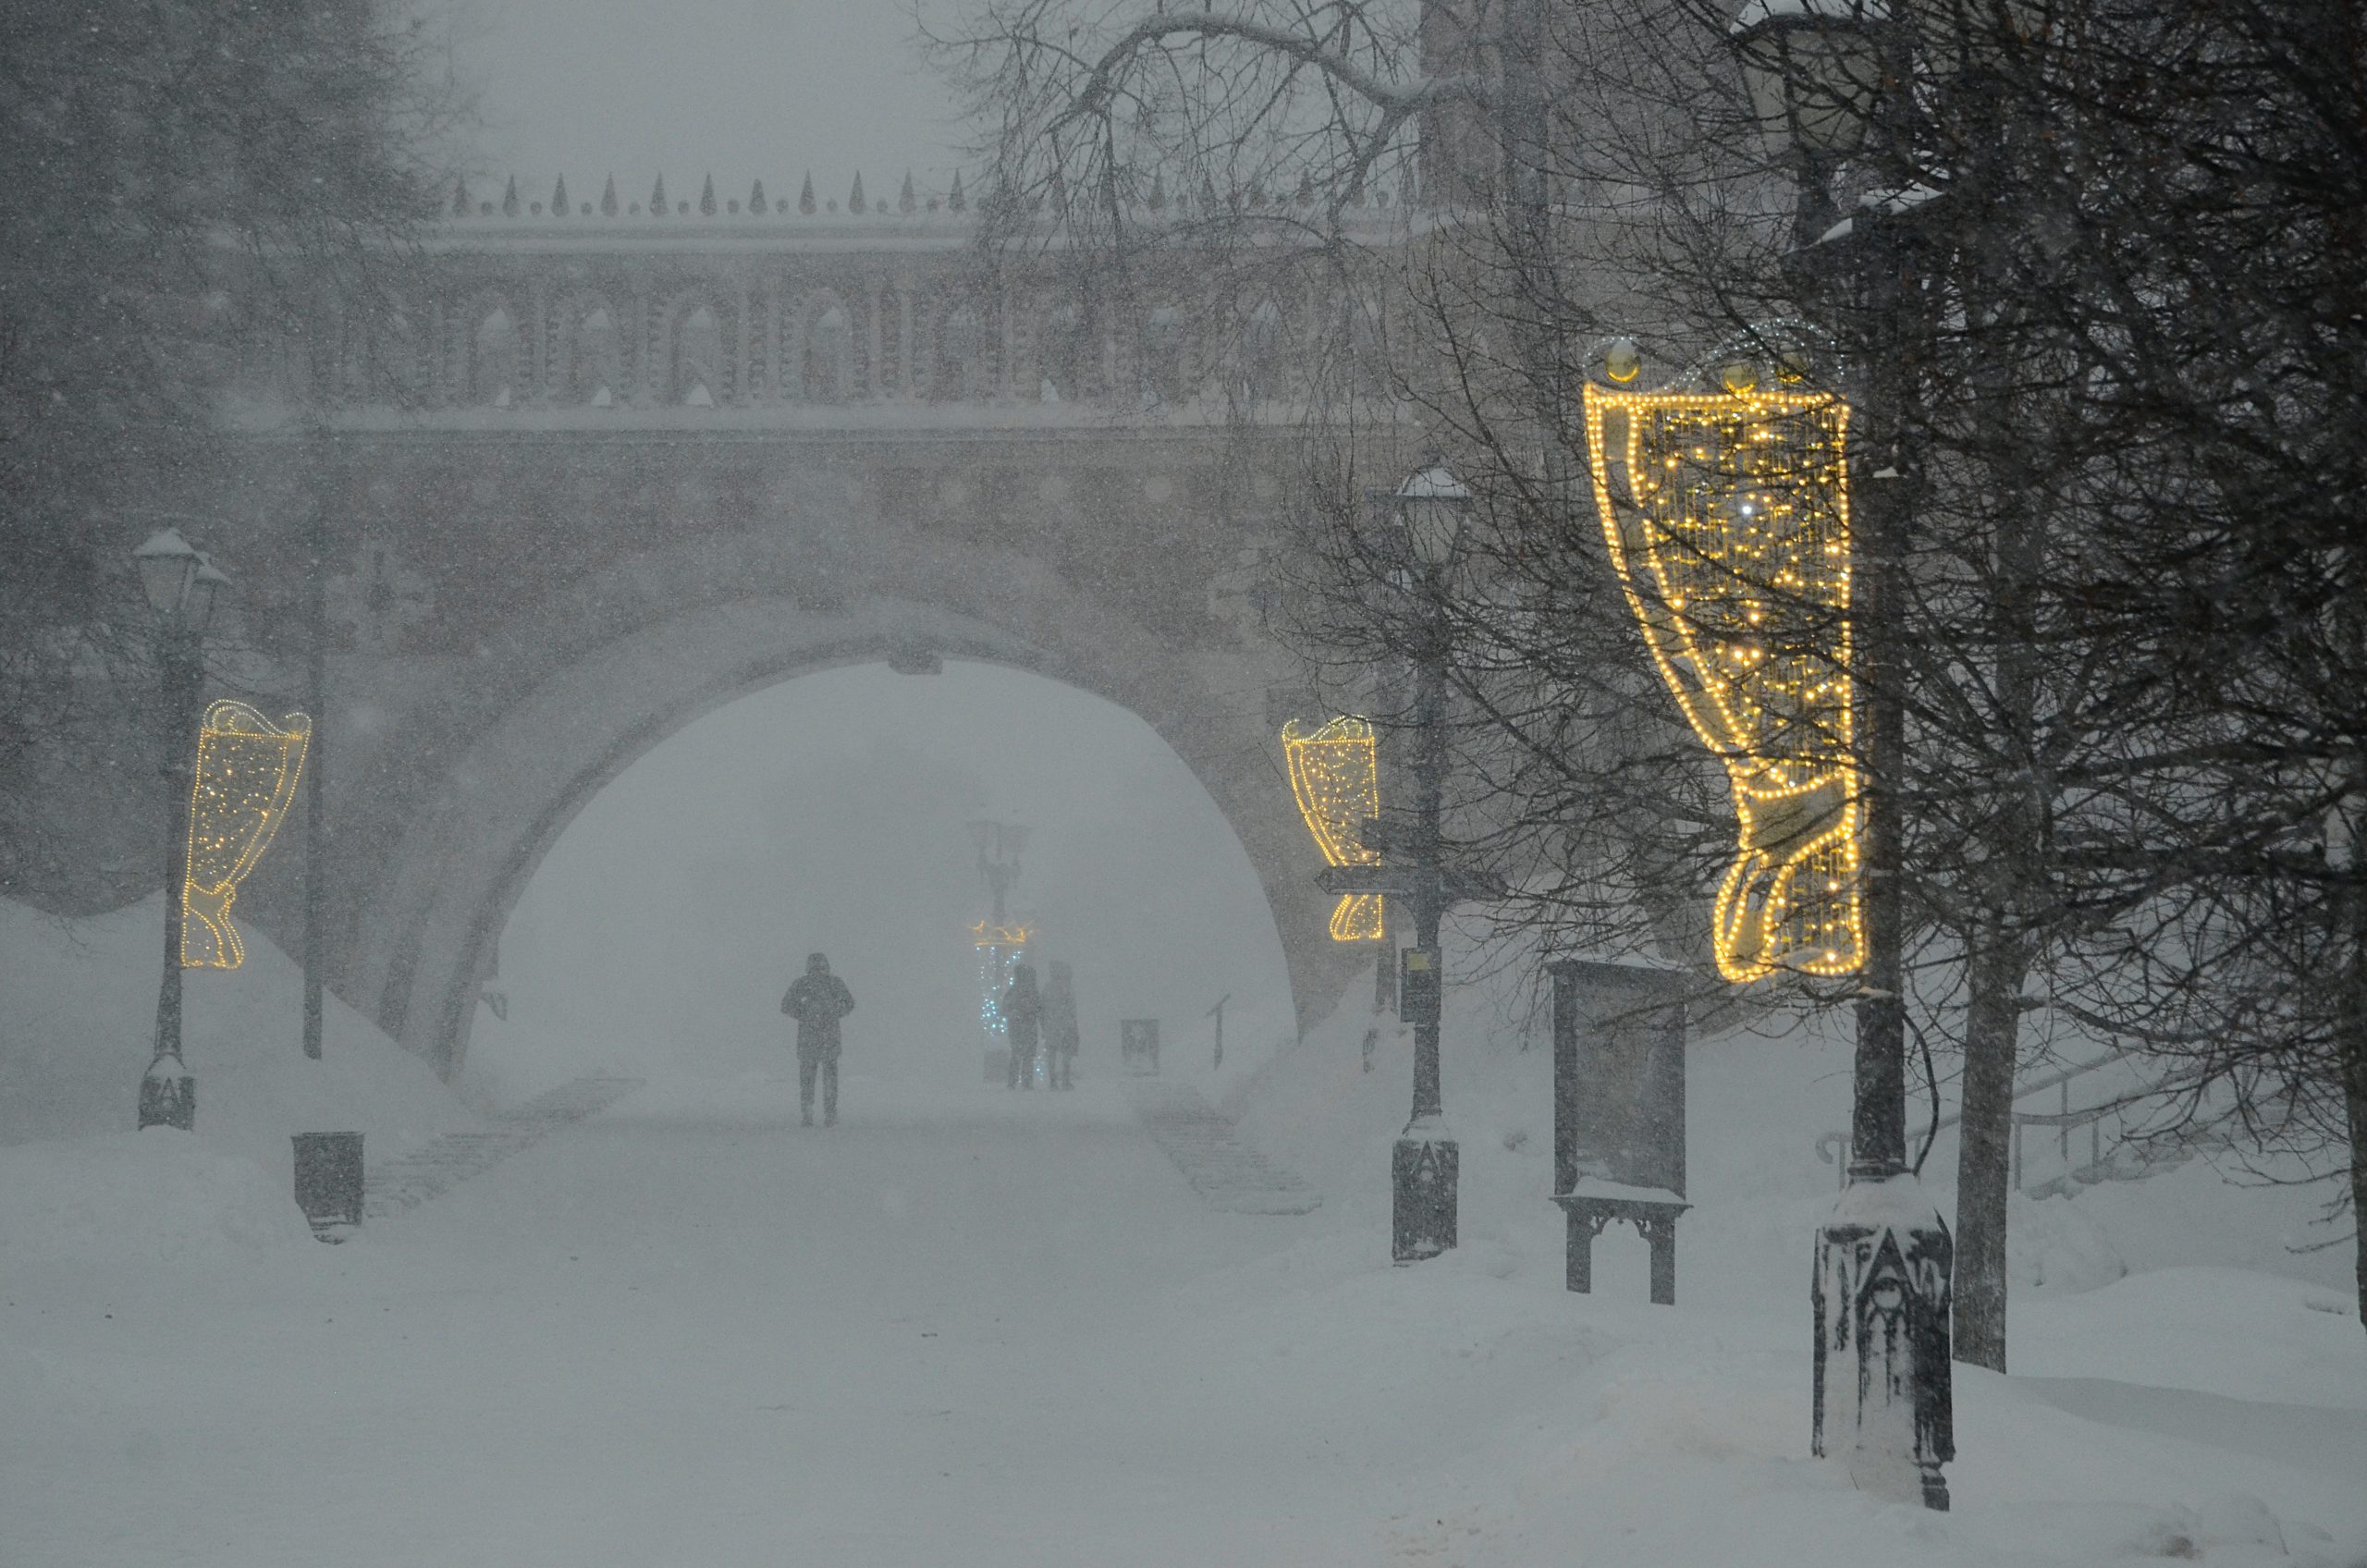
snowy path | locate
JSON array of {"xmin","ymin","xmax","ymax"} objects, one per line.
[
  {"xmin": 1126, "ymin": 1079, "xmax": 1322, "ymax": 1215},
  {"xmin": 8, "ymin": 1072, "xmax": 2367, "ymax": 1568},
  {"xmin": 0, "ymin": 1075, "xmax": 1452, "ymax": 1567},
  {"xmin": 363, "ymin": 1075, "xmax": 646, "ymax": 1218}
]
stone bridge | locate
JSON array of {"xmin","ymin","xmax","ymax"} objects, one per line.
[{"xmin": 210, "ymin": 181, "xmax": 1408, "ymax": 1078}]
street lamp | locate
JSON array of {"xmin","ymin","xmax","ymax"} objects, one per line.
[
  {"xmin": 1729, "ymin": 0, "xmax": 1956, "ymax": 1513},
  {"xmin": 1732, "ymin": 0, "xmax": 1891, "ymax": 246},
  {"xmin": 1384, "ymin": 459, "xmax": 1472, "ymax": 1263},
  {"xmin": 132, "ymin": 529, "xmax": 228, "ymax": 1131}
]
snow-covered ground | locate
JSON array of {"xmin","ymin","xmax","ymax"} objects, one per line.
[{"xmin": 3, "ymin": 896, "xmax": 2361, "ymax": 1566}]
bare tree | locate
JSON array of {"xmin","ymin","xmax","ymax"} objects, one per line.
[
  {"xmin": 0, "ymin": 0, "xmax": 465, "ymax": 906},
  {"xmin": 932, "ymin": 0, "xmax": 2367, "ymax": 1348}
]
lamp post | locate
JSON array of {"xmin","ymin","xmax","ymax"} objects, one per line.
[
  {"xmin": 1732, "ymin": 0, "xmax": 1956, "ymax": 1511},
  {"xmin": 132, "ymin": 529, "xmax": 227, "ymax": 1131},
  {"xmin": 969, "ymin": 819, "xmax": 1028, "ymax": 928},
  {"xmin": 1384, "ymin": 459, "xmax": 1472, "ymax": 1263}
]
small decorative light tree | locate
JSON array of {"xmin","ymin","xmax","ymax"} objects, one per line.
[{"xmin": 968, "ymin": 820, "xmax": 1031, "ymax": 1068}]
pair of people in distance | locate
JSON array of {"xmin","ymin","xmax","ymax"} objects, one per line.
[{"xmin": 1002, "ymin": 959, "xmax": 1081, "ymax": 1090}]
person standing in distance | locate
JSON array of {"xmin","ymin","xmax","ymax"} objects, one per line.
[
  {"xmin": 1043, "ymin": 961, "xmax": 1082, "ymax": 1090},
  {"xmin": 782, "ymin": 952, "xmax": 855, "ymax": 1127},
  {"xmin": 1002, "ymin": 961, "xmax": 1043, "ymax": 1090}
]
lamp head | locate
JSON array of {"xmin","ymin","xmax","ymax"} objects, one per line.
[
  {"xmin": 186, "ymin": 554, "xmax": 229, "ymax": 638},
  {"xmin": 1730, "ymin": 0, "xmax": 1895, "ymax": 160},
  {"xmin": 1392, "ymin": 459, "xmax": 1474, "ymax": 574},
  {"xmin": 132, "ymin": 528, "xmax": 200, "ymax": 619}
]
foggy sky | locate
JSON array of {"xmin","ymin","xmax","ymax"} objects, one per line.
[
  {"xmin": 494, "ymin": 663, "xmax": 1294, "ymax": 1085},
  {"xmin": 453, "ymin": 0, "xmax": 968, "ymax": 197}
]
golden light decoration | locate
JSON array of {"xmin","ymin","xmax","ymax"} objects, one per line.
[
  {"xmin": 1281, "ymin": 716, "xmax": 1386, "ymax": 942},
  {"xmin": 182, "ymin": 701, "xmax": 312, "ymax": 969},
  {"xmin": 1582, "ymin": 382, "xmax": 1863, "ymax": 982}
]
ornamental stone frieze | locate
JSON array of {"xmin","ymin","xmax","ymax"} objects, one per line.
[{"xmin": 249, "ymin": 168, "xmax": 1411, "ymax": 424}]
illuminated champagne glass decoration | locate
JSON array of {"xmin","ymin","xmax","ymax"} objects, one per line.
[
  {"xmin": 1582, "ymin": 381, "xmax": 1862, "ymax": 981},
  {"xmin": 181, "ymin": 700, "xmax": 313, "ymax": 969},
  {"xmin": 1281, "ymin": 716, "xmax": 1385, "ymax": 941}
]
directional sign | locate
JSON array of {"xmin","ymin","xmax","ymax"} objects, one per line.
[{"xmin": 1316, "ymin": 864, "xmax": 1505, "ymax": 904}]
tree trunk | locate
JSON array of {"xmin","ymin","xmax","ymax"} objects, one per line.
[
  {"xmin": 2347, "ymin": 846, "xmax": 2367, "ymax": 1340},
  {"xmin": 1954, "ymin": 922, "xmax": 2026, "ymax": 1370},
  {"xmin": 2348, "ymin": 1020, "xmax": 2366, "ymax": 1341}
]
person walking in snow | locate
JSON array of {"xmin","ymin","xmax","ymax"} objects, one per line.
[
  {"xmin": 1043, "ymin": 961, "xmax": 1081, "ymax": 1090},
  {"xmin": 1002, "ymin": 961, "xmax": 1043, "ymax": 1090},
  {"xmin": 781, "ymin": 951, "xmax": 855, "ymax": 1126}
]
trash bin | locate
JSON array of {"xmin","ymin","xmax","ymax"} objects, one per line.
[{"xmin": 292, "ymin": 1132, "xmax": 363, "ymax": 1242}]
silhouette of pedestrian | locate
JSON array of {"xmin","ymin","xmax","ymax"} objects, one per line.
[
  {"xmin": 782, "ymin": 952, "xmax": 855, "ymax": 1126},
  {"xmin": 1002, "ymin": 962, "xmax": 1043, "ymax": 1090},
  {"xmin": 1044, "ymin": 961, "xmax": 1081, "ymax": 1090}
]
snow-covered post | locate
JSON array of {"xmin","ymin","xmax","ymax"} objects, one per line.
[
  {"xmin": 1812, "ymin": 1168, "xmax": 1954, "ymax": 1505},
  {"xmin": 1731, "ymin": 0, "xmax": 1955, "ymax": 1508}
]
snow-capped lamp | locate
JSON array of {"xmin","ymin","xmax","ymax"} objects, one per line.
[
  {"xmin": 1731, "ymin": 0, "xmax": 1895, "ymax": 245},
  {"xmin": 1392, "ymin": 456, "xmax": 1476, "ymax": 585},
  {"xmin": 134, "ymin": 528, "xmax": 216, "ymax": 631},
  {"xmin": 1371, "ymin": 458, "xmax": 1481, "ymax": 1268},
  {"xmin": 132, "ymin": 532, "xmax": 230, "ymax": 1133},
  {"xmin": 1730, "ymin": 0, "xmax": 1892, "ymax": 163}
]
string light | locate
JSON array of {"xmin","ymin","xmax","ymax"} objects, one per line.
[
  {"xmin": 970, "ymin": 920, "xmax": 1031, "ymax": 1038},
  {"xmin": 1582, "ymin": 383, "xmax": 1864, "ymax": 982},
  {"xmin": 182, "ymin": 701, "xmax": 311, "ymax": 969},
  {"xmin": 1281, "ymin": 716, "xmax": 1386, "ymax": 941}
]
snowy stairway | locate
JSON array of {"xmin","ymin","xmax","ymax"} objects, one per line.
[
  {"xmin": 363, "ymin": 1075, "xmax": 644, "ymax": 1219},
  {"xmin": 1126, "ymin": 1081, "xmax": 1321, "ymax": 1215}
]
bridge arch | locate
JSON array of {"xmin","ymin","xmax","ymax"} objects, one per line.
[{"xmin": 335, "ymin": 521, "xmax": 1361, "ymax": 1080}]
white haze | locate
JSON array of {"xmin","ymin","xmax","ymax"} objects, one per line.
[
  {"xmin": 489, "ymin": 662, "xmax": 1294, "ymax": 1085},
  {"xmin": 455, "ymin": 0, "xmax": 969, "ymax": 194}
]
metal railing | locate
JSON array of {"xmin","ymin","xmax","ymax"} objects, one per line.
[{"xmin": 1816, "ymin": 1047, "xmax": 2140, "ymax": 1194}]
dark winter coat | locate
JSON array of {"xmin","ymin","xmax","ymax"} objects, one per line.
[
  {"xmin": 1044, "ymin": 964, "xmax": 1081, "ymax": 1060},
  {"xmin": 782, "ymin": 973, "xmax": 855, "ymax": 1060},
  {"xmin": 1001, "ymin": 971, "xmax": 1043, "ymax": 1052}
]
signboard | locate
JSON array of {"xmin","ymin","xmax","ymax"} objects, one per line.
[
  {"xmin": 1399, "ymin": 947, "xmax": 1441, "ymax": 1027},
  {"xmin": 1317, "ymin": 865, "xmax": 1506, "ymax": 902},
  {"xmin": 1549, "ymin": 960, "xmax": 1689, "ymax": 1199}
]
